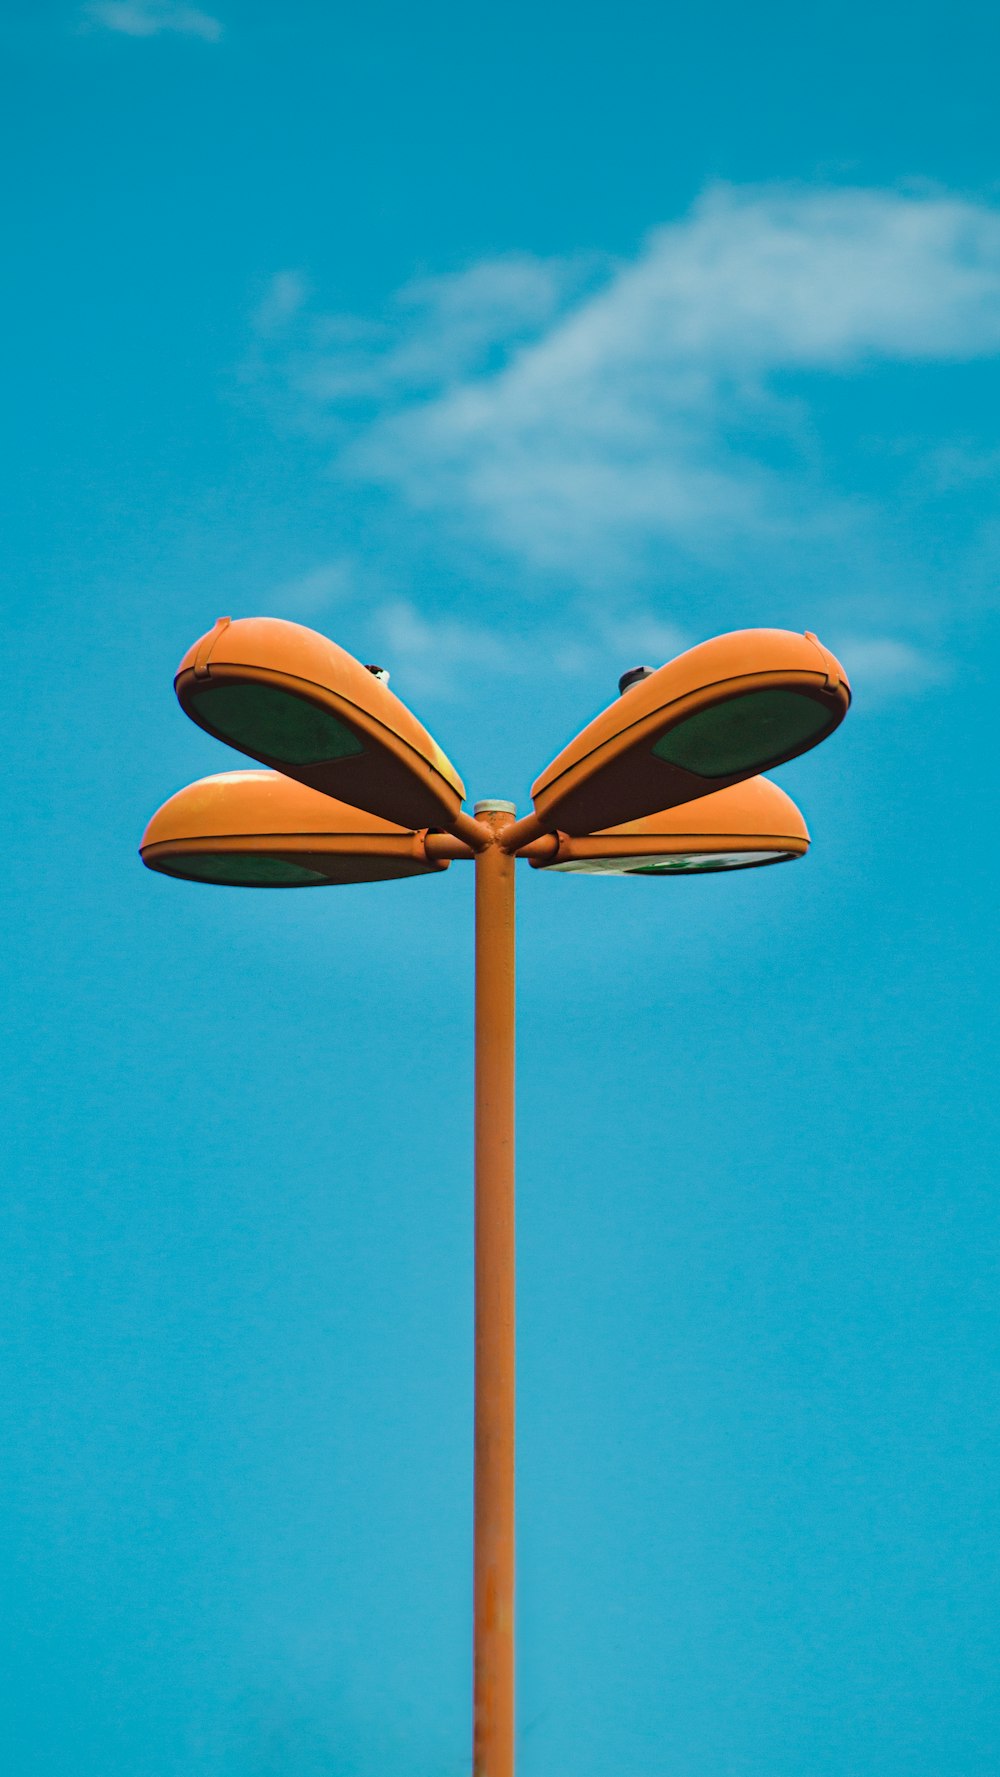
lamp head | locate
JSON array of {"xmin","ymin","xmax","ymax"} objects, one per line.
[
  {"xmin": 139, "ymin": 770, "xmax": 449, "ymax": 888},
  {"xmin": 532, "ymin": 629, "xmax": 849, "ymax": 835},
  {"xmin": 531, "ymin": 775, "xmax": 809, "ymax": 875},
  {"xmin": 174, "ymin": 617, "xmax": 466, "ymax": 833}
]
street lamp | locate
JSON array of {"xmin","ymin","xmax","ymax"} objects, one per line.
[
  {"xmin": 527, "ymin": 773, "xmax": 810, "ymax": 875},
  {"xmin": 139, "ymin": 768, "xmax": 454, "ymax": 886},
  {"xmin": 172, "ymin": 614, "xmax": 484, "ymax": 844},
  {"xmin": 502, "ymin": 627, "xmax": 849, "ymax": 848},
  {"xmin": 141, "ymin": 618, "xmax": 849, "ymax": 1777}
]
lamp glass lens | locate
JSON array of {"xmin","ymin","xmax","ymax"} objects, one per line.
[
  {"xmin": 652, "ymin": 689, "xmax": 831, "ymax": 778},
  {"xmin": 157, "ymin": 851, "xmax": 328, "ymax": 887},
  {"xmin": 626, "ymin": 849, "xmax": 789, "ymax": 873},
  {"xmin": 193, "ymin": 683, "xmax": 364, "ymax": 765},
  {"xmin": 550, "ymin": 848, "xmax": 793, "ymax": 875}
]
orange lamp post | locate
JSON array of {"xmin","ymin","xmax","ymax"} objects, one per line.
[{"xmin": 141, "ymin": 617, "xmax": 850, "ymax": 1777}]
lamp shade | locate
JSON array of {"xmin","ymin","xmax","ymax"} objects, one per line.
[
  {"xmin": 531, "ymin": 629, "xmax": 849, "ymax": 835},
  {"xmin": 174, "ymin": 617, "xmax": 466, "ymax": 832},
  {"xmin": 531, "ymin": 774, "xmax": 809, "ymax": 874},
  {"xmin": 139, "ymin": 769, "xmax": 450, "ymax": 887}
]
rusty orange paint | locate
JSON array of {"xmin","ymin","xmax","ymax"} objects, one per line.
[
  {"xmin": 523, "ymin": 628, "xmax": 850, "ymax": 838},
  {"xmin": 423, "ymin": 831, "xmax": 479, "ymax": 862},
  {"xmin": 530, "ymin": 774, "xmax": 810, "ymax": 872},
  {"xmin": 138, "ymin": 768, "xmax": 451, "ymax": 884},
  {"xmin": 139, "ymin": 616, "xmax": 856, "ymax": 1777},
  {"xmin": 473, "ymin": 809, "xmax": 517, "ymax": 1777},
  {"xmin": 174, "ymin": 615, "xmax": 473, "ymax": 835}
]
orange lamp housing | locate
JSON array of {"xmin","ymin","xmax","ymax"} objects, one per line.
[
  {"xmin": 531, "ymin": 629, "xmax": 850, "ymax": 836},
  {"xmin": 174, "ymin": 617, "xmax": 467, "ymax": 833},
  {"xmin": 139, "ymin": 770, "xmax": 450, "ymax": 888},
  {"xmin": 530, "ymin": 775, "xmax": 809, "ymax": 874}
]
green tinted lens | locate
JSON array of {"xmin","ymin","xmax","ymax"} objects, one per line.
[
  {"xmin": 193, "ymin": 683, "xmax": 364, "ymax": 765},
  {"xmin": 652, "ymin": 690, "xmax": 831, "ymax": 778},
  {"xmin": 626, "ymin": 849, "xmax": 787, "ymax": 874},
  {"xmin": 162, "ymin": 852, "xmax": 327, "ymax": 887},
  {"xmin": 549, "ymin": 848, "xmax": 794, "ymax": 875}
]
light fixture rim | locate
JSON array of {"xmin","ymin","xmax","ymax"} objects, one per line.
[{"xmin": 176, "ymin": 660, "xmax": 466, "ymax": 804}]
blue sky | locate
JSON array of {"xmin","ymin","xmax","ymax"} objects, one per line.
[{"xmin": 3, "ymin": 4, "xmax": 1000, "ymax": 1774}]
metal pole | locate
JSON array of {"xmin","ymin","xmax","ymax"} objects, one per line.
[{"xmin": 472, "ymin": 801, "xmax": 517, "ymax": 1777}]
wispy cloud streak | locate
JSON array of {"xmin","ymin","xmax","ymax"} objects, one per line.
[
  {"xmin": 247, "ymin": 185, "xmax": 1000, "ymax": 695},
  {"xmin": 252, "ymin": 186, "xmax": 1000, "ymax": 574},
  {"xmin": 84, "ymin": 1, "xmax": 223, "ymax": 40}
]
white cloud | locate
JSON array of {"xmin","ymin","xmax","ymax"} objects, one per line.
[
  {"xmin": 833, "ymin": 636, "xmax": 946, "ymax": 697},
  {"xmin": 253, "ymin": 550, "xmax": 688, "ymax": 697},
  {"xmin": 242, "ymin": 184, "xmax": 1000, "ymax": 711},
  {"xmin": 268, "ymin": 558, "xmax": 358, "ymax": 615},
  {"xmin": 363, "ymin": 599, "xmax": 692, "ymax": 699},
  {"xmin": 542, "ymin": 610, "xmax": 692, "ymax": 681},
  {"xmin": 256, "ymin": 185, "xmax": 1000, "ymax": 590},
  {"xmin": 368, "ymin": 600, "xmax": 514, "ymax": 698},
  {"xmin": 84, "ymin": 1, "xmax": 223, "ymax": 40},
  {"xmin": 252, "ymin": 271, "xmax": 310, "ymax": 337},
  {"xmin": 919, "ymin": 440, "xmax": 1000, "ymax": 494},
  {"xmin": 257, "ymin": 253, "xmax": 592, "ymax": 406}
]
